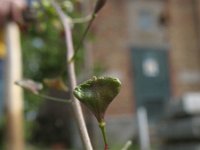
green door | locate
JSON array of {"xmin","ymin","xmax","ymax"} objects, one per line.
[{"xmin": 131, "ymin": 47, "xmax": 171, "ymax": 121}]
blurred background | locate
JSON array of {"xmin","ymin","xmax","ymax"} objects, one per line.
[{"xmin": 1, "ymin": 0, "xmax": 200, "ymax": 149}]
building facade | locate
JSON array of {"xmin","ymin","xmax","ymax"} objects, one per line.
[
  {"xmin": 92, "ymin": 0, "xmax": 169, "ymax": 118},
  {"xmin": 168, "ymin": 0, "xmax": 200, "ymax": 96},
  {"xmin": 92, "ymin": 0, "xmax": 200, "ymax": 117},
  {"xmin": 91, "ymin": 0, "xmax": 200, "ymax": 145}
]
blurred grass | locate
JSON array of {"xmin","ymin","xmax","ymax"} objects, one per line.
[
  {"xmin": 109, "ymin": 144, "xmax": 139, "ymax": 150},
  {"xmin": 26, "ymin": 144, "xmax": 140, "ymax": 150}
]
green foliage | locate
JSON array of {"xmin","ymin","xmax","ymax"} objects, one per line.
[
  {"xmin": 21, "ymin": 0, "xmax": 86, "ymax": 111},
  {"xmin": 21, "ymin": 2, "xmax": 89, "ymax": 146},
  {"xmin": 20, "ymin": 0, "xmax": 113, "ymax": 149},
  {"xmin": 21, "ymin": 25, "xmax": 66, "ymax": 111}
]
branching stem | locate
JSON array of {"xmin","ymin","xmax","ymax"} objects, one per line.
[
  {"xmin": 51, "ymin": 1, "xmax": 93, "ymax": 150},
  {"xmin": 69, "ymin": 14, "xmax": 96, "ymax": 62},
  {"xmin": 37, "ymin": 94, "xmax": 71, "ymax": 103},
  {"xmin": 71, "ymin": 14, "xmax": 92, "ymax": 24}
]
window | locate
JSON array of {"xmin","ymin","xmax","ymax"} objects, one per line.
[{"xmin": 138, "ymin": 10, "xmax": 155, "ymax": 31}]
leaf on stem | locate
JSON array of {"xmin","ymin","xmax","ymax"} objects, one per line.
[
  {"xmin": 15, "ymin": 79, "xmax": 43, "ymax": 94},
  {"xmin": 73, "ymin": 76, "xmax": 121, "ymax": 122}
]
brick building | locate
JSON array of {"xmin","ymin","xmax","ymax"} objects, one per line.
[
  {"xmin": 92, "ymin": 0, "xmax": 200, "ymax": 116},
  {"xmin": 92, "ymin": 0, "xmax": 168, "ymax": 118},
  {"xmin": 168, "ymin": 0, "xmax": 200, "ymax": 96},
  {"xmin": 89, "ymin": 0, "xmax": 200, "ymax": 145}
]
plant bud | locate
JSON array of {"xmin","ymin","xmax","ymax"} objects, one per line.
[
  {"xmin": 73, "ymin": 76, "xmax": 121, "ymax": 122},
  {"xmin": 94, "ymin": 0, "xmax": 107, "ymax": 14}
]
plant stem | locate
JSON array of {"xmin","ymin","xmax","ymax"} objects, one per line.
[
  {"xmin": 121, "ymin": 140, "xmax": 132, "ymax": 150},
  {"xmin": 51, "ymin": 1, "xmax": 93, "ymax": 150},
  {"xmin": 69, "ymin": 14, "xmax": 96, "ymax": 62},
  {"xmin": 71, "ymin": 14, "xmax": 92, "ymax": 24},
  {"xmin": 5, "ymin": 22, "xmax": 24, "ymax": 150},
  {"xmin": 37, "ymin": 94, "xmax": 71, "ymax": 103},
  {"xmin": 99, "ymin": 121, "xmax": 108, "ymax": 150}
]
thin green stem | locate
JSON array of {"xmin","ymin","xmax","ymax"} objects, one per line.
[
  {"xmin": 71, "ymin": 14, "xmax": 92, "ymax": 24},
  {"xmin": 121, "ymin": 140, "xmax": 132, "ymax": 150},
  {"xmin": 37, "ymin": 94, "xmax": 71, "ymax": 103},
  {"xmin": 99, "ymin": 121, "xmax": 108, "ymax": 150},
  {"xmin": 51, "ymin": 1, "xmax": 93, "ymax": 149},
  {"xmin": 69, "ymin": 14, "xmax": 97, "ymax": 63}
]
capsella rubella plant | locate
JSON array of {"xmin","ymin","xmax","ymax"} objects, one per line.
[
  {"xmin": 16, "ymin": 76, "xmax": 122, "ymax": 150},
  {"xmin": 73, "ymin": 76, "xmax": 121, "ymax": 150},
  {"xmin": 15, "ymin": 0, "xmax": 128, "ymax": 149}
]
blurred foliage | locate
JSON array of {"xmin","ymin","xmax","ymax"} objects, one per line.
[
  {"xmin": 20, "ymin": 1, "xmax": 88, "ymax": 146},
  {"xmin": 19, "ymin": 0, "xmax": 107, "ymax": 148},
  {"xmin": 21, "ymin": 0, "xmax": 86, "ymax": 112},
  {"xmin": 0, "ymin": 0, "xmax": 111, "ymax": 148}
]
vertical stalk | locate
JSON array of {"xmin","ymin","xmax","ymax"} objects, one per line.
[
  {"xmin": 99, "ymin": 121, "xmax": 108, "ymax": 150},
  {"xmin": 51, "ymin": 1, "xmax": 93, "ymax": 150},
  {"xmin": 4, "ymin": 22, "xmax": 24, "ymax": 150},
  {"xmin": 121, "ymin": 140, "xmax": 132, "ymax": 150}
]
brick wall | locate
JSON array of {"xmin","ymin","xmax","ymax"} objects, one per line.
[
  {"xmin": 92, "ymin": 0, "xmax": 135, "ymax": 116},
  {"xmin": 168, "ymin": 0, "xmax": 200, "ymax": 96},
  {"xmin": 90, "ymin": 0, "xmax": 200, "ymax": 116},
  {"xmin": 91, "ymin": 0, "xmax": 167, "ymax": 116}
]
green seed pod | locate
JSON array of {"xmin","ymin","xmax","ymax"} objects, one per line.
[
  {"xmin": 94, "ymin": 0, "xmax": 107, "ymax": 14},
  {"xmin": 73, "ymin": 76, "xmax": 121, "ymax": 122}
]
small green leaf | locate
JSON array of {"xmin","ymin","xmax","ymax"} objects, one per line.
[{"xmin": 73, "ymin": 76, "xmax": 121, "ymax": 122}]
